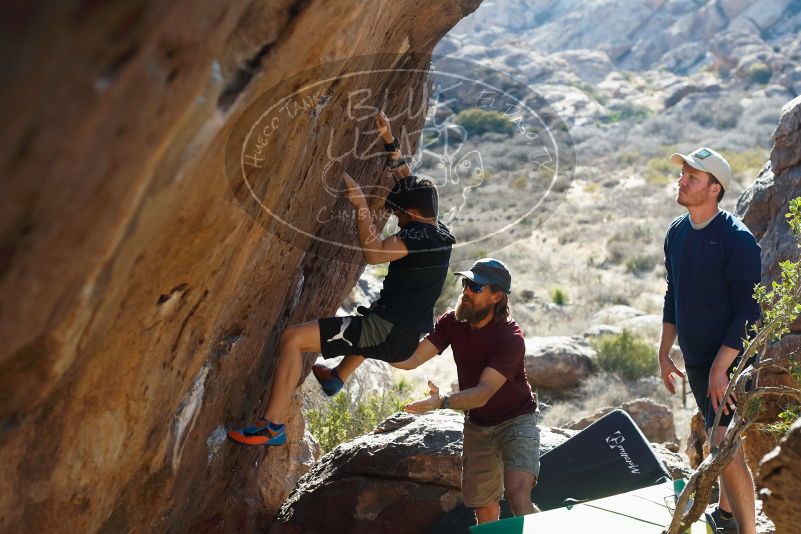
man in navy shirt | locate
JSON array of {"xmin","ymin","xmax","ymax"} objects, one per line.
[
  {"xmin": 397, "ymin": 259, "xmax": 540, "ymax": 525},
  {"xmin": 659, "ymin": 147, "xmax": 761, "ymax": 534}
]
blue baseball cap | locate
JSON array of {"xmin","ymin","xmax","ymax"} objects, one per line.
[{"xmin": 454, "ymin": 258, "xmax": 512, "ymax": 293}]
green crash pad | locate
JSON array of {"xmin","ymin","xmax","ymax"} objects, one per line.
[{"xmin": 469, "ymin": 481, "xmax": 713, "ymax": 534}]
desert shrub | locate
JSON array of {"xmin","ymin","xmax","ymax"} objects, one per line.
[
  {"xmin": 573, "ymin": 81, "xmax": 608, "ymax": 105},
  {"xmin": 592, "ymin": 330, "xmax": 658, "ymax": 380},
  {"xmin": 644, "ymin": 156, "xmax": 676, "ymax": 185},
  {"xmin": 455, "ymin": 108, "xmax": 515, "ymax": 137},
  {"xmin": 600, "ymin": 103, "xmax": 651, "ymax": 124},
  {"xmin": 606, "ymin": 224, "xmax": 654, "ymax": 265},
  {"xmin": 494, "ymin": 157, "xmax": 519, "ymax": 171},
  {"xmin": 765, "ymin": 401, "xmax": 800, "ymax": 436},
  {"xmin": 719, "ymin": 148, "xmax": 768, "ymax": 181},
  {"xmin": 551, "ymin": 287, "xmax": 568, "ymax": 306},
  {"xmin": 748, "ymin": 62, "xmax": 772, "ymax": 84},
  {"xmin": 550, "ymin": 173, "xmax": 572, "ymax": 193},
  {"xmin": 306, "ymin": 380, "xmax": 412, "ymax": 453},
  {"xmin": 618, "ymin": 150, "xmax": 641, "ymax": 166},
  {"xmin": 625, "ymin": 254, "xmax": 659, "ymax": 274},
  {"xmin": 511, "ymin": 175, "xmax": 529, "ymax": 190},
  {"xmin": 583, "ymin": 182, "xmax": 600, "ymax": 193},
  {"xmin": 738, "ymin": 96, "xmax": 788, "ymax": 140},
  {"xmin": 688, "ymin": 95, "xmax": 743, "ymax": 130},
  {"xmin": 503, "ymin": 146, "xmax": 533, "ymax": 165}
]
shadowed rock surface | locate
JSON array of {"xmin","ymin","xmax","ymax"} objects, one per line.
[
  {"xmin": 273, "ymin": 410, "xmax": 695, "ymax": 532},
  {"xmin": 0, "ymin": 1, "xmax": 481, "ymax": 530},
  {"xmin": 272, "ymin": 411, "xmax": 573, "ymax": 533},
  {"xmin": 759, "ymin": 418, "xmax": 801, "ymax": 534}
]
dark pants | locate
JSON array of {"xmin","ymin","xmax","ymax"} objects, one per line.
[{"xmin": 685, "ymin": 356, "xmax": 754, "ymax": 429}]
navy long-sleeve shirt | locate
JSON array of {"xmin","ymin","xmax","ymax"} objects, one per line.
[{"xmin": 662, "ymin": 211, "xmax": 762, "ymax": 367}]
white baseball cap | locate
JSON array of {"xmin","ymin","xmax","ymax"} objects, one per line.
[{"xmin": 669, "ymin": 147, "xmax": 732, "ymax": 191}]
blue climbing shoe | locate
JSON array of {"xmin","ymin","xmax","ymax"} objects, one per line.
[
  {"xmin": 312, "ymin": 363, "xmax": 344, "ymax": 396},
  {"xmin": 242, "ymin": 418, "xmax": 269, "ymax": 436}
]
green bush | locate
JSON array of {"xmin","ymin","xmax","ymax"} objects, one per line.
[
  {"xmin": 748, "ymin": 62, "xmax": 772, "ymax": 85},
  {"xmin": 592, "ymin": 330, "xmax": 658, "ymax": 380},
  {"xmin": 306, "ymin": 380, "xmax": 412, "ymax": 453},
  {"xmin": 618, "ymin": 151, "xmax": 641, "ymax": 166},
  {"xmin": 551, "ymin": 287, "xmax": 568, "ymax": 306},
  {"xmin": 455, "ymin": 108, "xmax": 515, "ymax": 137},
  {"xmin": 511, "ymin": 175, "xmax": 529, "ymax": 190},
  {"xmin": 625, "ymin": 254, "xmax": 658, "ymax": 274},
  {"xmin": 765, "ymin": 402, "xmax": 800, "ymax": 435},
  {"xmin": 600, "ymin": 103, "xmax": 651, "ymax": 124}
]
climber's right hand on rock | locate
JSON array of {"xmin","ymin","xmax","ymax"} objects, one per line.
[
  {"xmin": 343, "ymin": 172, "xmax": 367, "ymax": 209},
  {"xmin": 376, "ymin": 111, "xmax": 393, "ymax": 143}
]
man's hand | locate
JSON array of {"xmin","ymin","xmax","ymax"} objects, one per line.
[
  {"xmin": 376, "ymin": 111, "xmax": 394, "ymax": 143},
  {"xmin": 404, "ymin": 380, "xmax": 442, "ymax": 414},
  {"xmin": 343, "ymin": 172, "xmax": 367, "ymax": 210},
  {"xmin": 658, "ymin": 353, "xmax": 685, "ymax": 394},
  {"xmin": 708, "ymin": 364, "xmax": 736, "ymax": 416}
]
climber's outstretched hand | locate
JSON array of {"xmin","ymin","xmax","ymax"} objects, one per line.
[
  {"xmin": 376, "ymin": 111, "xmax": 394, "ymax": 144},
  {"xmin": 343, "ymin": 172, "xmax": 367, "ymax": 210}
]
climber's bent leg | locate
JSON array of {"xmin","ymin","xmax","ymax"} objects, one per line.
[
  {"xmin": 263, "ymin": 321, "xmax": 321, "ymax": 422},
  {"xmin": 334, "ymin": 354, "xmax": 366, "ymax": 381}
]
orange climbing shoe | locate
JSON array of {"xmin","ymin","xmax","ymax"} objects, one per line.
[{"xmin": 227, "ymin": 420, "xmax": 286, "ymax": 446}]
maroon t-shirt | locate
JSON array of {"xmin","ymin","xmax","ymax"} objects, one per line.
[{"xmin": 425, "ymin": 311, "xmax": 536, "ymax": 426}]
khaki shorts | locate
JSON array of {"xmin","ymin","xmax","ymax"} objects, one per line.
[{"xmin": 462, "ymin": 412, "xmax": 541, "ymax": 508}]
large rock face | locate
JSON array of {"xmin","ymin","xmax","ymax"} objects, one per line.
[
  {"xmin": 759, "ymin": 418, "xmax": 801, "ymax": 534},
  {"xmin": 734, "ymin": 95, "xmax": 801, "ymax": 530},
  {"xmin": 0, "ymin": 1, "xmax": 481, "ymax": 531},
  {"xmin": 273, "ymin": 410, "xmax": 584, "ymax": 533},
  {"xmin": 737, "ymin": 96, "xmax": 801, "ymax": 292}
]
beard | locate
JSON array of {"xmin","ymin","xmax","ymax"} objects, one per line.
[
  {"xmin": 676, "ymin": 187, "xmax": 708, "ymax": 207},
  {"xmin": 455, "ymin": 296, "xmax": 492, "ymax": 324}
]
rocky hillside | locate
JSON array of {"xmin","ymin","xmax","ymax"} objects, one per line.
[
  {"xmin": 438, "ymin": 0, "xmax": 800, "ymax": 164},
  {"xmin": 0, "ymin": 1, "xmax": 481, "ymax": 531}
]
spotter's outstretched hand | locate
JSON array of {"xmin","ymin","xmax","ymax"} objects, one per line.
[{"xmin": 404, "ymin": 380, "xmax": 443, "ymax": 414}]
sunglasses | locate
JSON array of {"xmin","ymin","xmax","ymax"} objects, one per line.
[{"xmin": 461, "ymin": 278, "xmax": 485, "ymax": 293}]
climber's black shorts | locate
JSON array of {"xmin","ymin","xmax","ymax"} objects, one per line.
[
  {"xmin": 318, "ymin": 310, "xmax": 421, "ymax": 363},
  {"xmin": 685, "ymin": 356, "xmax": 755, "ymax": 430}
]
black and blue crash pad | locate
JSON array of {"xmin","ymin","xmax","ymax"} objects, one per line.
[{"xmin": 426, "ymin": 409, "xmax": 676, "ymax": 533}]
